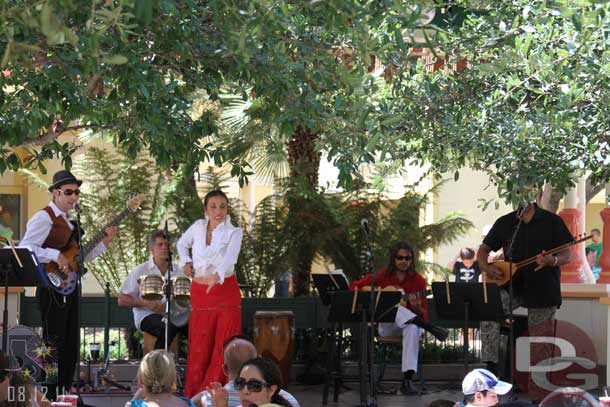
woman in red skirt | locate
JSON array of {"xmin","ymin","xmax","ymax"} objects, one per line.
[{"xmin": 177, "ymin": 189, "xmax": 243, "ymax": 397}]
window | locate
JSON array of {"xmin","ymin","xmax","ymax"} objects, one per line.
[{"xmin": 0, "ymin": 193, "xmax": 22, "ymax": 241}]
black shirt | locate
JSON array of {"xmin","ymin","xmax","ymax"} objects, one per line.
[
  {"xmin": 483, "ymin": 204, "xmax": 574, "ymax": 308},
  {"xmin": 453, "ymin": 260, "xmax": 481, "ymax": 283}
]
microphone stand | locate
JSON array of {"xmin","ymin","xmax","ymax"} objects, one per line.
[
  {"xmin": 361, "ymin": 221, "xmax": 378, "ymax": 407},
  {"xmin": 74, "ymin": 205, "xmax": 87, "ymax": 399},
  {"xmin": 505, "ymin": 203, "xmax": 527, "ymax": 395},
  {"xmin": 163, "ymin": 221, "xmax": 174, "ymax": 354}
]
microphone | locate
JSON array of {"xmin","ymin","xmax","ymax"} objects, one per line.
[
  {"xmin": 163, "ymin": 220, "xmax": 170, "ymax": 240},
  {"xmin": 361, "ymin": 218, "xmax": 371, "ymax": 236},
  {"xmin": 517, "ymin": 201, "xmax": 529, "ymax": 219},
  {"xmin": 73, "ymin": 203, "xmax": 82, "ymax": 213}
]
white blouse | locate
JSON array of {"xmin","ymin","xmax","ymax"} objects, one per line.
[{"xmin": 176, "ymin": 216, "xmax": 243, "ymax": 284}]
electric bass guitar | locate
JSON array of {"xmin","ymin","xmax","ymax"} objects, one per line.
[
  {"xmin": 45, "ymin": 193, "xmax": 145, "ymax": 295},
  {"xmin": 485, "ymin": 234, "xmax": 592, "ymax": 286}
]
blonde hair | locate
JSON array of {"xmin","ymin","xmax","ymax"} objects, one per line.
[{"xmin": 138, "ymin": 350, "xmax": 176, "ymax": 394}]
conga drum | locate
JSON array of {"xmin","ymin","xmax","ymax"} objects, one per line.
[{"xmin": 253, "ymin": 311, "xmax": 295, "ymax": 387}]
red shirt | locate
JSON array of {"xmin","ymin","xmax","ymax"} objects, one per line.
[{"xmin": 350, "ymin": 268, "xmax": 428, "ymax": 321}]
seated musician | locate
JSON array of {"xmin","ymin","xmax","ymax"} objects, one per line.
[
  {"xmin": 119, "ymin": 229, "xmax": 190, "ymax": 350},
  {"xmin": 350, "ymin": 241, "xmax": 448, "ymax": 394}
]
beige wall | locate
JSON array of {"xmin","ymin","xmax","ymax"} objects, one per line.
[{"xmin": 435, "ymin": 168, "xmax": 512, "ymax": 268}]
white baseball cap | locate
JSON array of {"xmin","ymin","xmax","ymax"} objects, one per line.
[{"xmin": 462, "ymin": 368, "xmax": 512, "ymax": 395}]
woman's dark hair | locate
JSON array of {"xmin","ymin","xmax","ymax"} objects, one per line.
[
  {"xmin": 238, "ymin": 357, "xmax": 293, "ymax": 407},
  {"xmin": 203, "ymin": 189, "xmax": 229, "ymax": 208},
  {"xmin": 387, "ymin": 241, "xmax": 416, "ymax": 274}
]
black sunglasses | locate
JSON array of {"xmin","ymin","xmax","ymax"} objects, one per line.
[
  {"xmin": 234, "ymin": 377, "xmax": 271, "ymax": 392},
  {"xmin": 396, "ymin": 255, "xmax": 412, "ymax": 261},
  {"xmin": 59, "ymin": 188, "xmax": 80, "ymax": 196}
]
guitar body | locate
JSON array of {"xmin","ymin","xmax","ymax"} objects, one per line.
[
  {"xmin": 486, "ymin": 261, "xmax": 520, "ymax": 286},
  {"xmin": 46, "ymin": 245, "xmax": 81, "ymax": 296},
  {"xmin": 42, "ymin": 192, "xmax": 146, "ymax": 296}
]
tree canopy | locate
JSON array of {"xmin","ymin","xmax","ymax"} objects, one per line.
[
  {"xmin": 378, "ymin": 1, "xmax": 610, "ymax": 203},
  {"xmin": 2, "ymin": 1, "xmax": 610, "ymax": 203},
  {"xmin": 0, "ymin": 0, "xmax": 431, "ymax": 185}
]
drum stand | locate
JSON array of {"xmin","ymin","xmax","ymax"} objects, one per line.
[
  {"xmin": 162, "ymin": 221, "xmax": 175, "ymax": 355},
  {"xmin": 161, "ymin": 222, "xmax": 187, "ymax": 394}
]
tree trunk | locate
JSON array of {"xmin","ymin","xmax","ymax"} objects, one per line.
[{"xmin": 286, "ymin": 126, "xmax": 321, "ymax": 297}]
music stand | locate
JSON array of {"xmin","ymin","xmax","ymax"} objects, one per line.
[
  {"xmin": 0, "ymin": 248, "xmax": 47, "ymax": 352},
  {"xmin": 312, "ymin": 273, "xmax": 349, "ymax": 306},
  {"xmin": 325, "ymin": 290, "xmax": 401, "ymax": 407},
  {"xmin": 432, "ymin": 282, "xmax": 503, "ymax": 374}
]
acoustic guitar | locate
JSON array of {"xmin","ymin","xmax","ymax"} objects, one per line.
[
  {"xmin": 485, "ymin": 234, "xmax": 592, "ymax": 287},
  {"xmin": 45, "ymin": 193, "xmax": 145, "ymax": 295}
]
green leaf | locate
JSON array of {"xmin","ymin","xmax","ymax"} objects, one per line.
[{"xmin": 102, "ymin": 55, "xmax": 129, "ymax": 65}]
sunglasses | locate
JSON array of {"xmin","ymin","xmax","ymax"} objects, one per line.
[
  {"xmin": 59, "ymin": 188, "xmax": 80, "ymax": 196},
  {"xmin": 396, "ymin": 255, "xmax": 412, "ymax": 261},
  {"xmin": 234, "ymin": 377, "xmax": 271, "ymax": 392}
]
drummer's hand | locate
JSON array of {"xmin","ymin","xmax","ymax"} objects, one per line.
[
  {"xmin": 183, "ymin": 262, "xmax": 194, "ymax": 277},
  {"xmin": 207, "ymin": 382, "xmax": 228, "ymax": 407},
  {"xmin": 102, "ymin": 226, "xmax": 117, "ymax": 246},
  {"xmin": 143, "ymin": 300, "xmax": 165, "ymax": 314}
]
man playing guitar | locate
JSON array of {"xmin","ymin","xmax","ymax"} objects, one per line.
[
  {"xmin": 20, "ymin": 170, "xmax": 116, "ymax": 397},
  {"xmin": 477, "ymin": 201, "xmax": 573, "ymax": 376},
  {"xmin": 350, "ymin": 241, "xmax": 448, "ymax": 394}
]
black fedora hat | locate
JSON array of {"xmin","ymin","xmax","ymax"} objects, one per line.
[{"xmin": 48, "ymin": 170, "xmax": 82, "ymax": 192}]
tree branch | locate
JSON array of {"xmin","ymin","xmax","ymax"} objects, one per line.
[{"xmin": 20, "ymin": 119, "xmax": 119, "ymax": 147}]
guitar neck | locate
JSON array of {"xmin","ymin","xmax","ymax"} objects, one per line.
[
  {"xmin": 82, "ymin": 208, "xmax": 130, "ymax": 256},
  {"xmin": 515, "ymin": 236, "xmax": 591, "ymax": 268}
]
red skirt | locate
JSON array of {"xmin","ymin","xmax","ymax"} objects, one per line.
[{"xmin": 184, "ymin": 275, "xmax": 241, "ymax": 398}]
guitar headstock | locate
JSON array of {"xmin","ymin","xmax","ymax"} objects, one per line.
[{"xmin": 126, "ymin": 193, "xmax": 146, "ymax": 212}]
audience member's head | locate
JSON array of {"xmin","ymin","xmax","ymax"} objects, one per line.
[
  {"xmin": 224, "ymin": 337, "xmax": 258, "ymax": 379},
  {"xmin": 138, "ymin": 349, "xmax": 176, "ymax": 395},
  {"xmin": 538, "ymin": 387, "xmax": 599, "ymax": 407},
  {"xmin": 462, "ymin": 368, "xmax": 511, "ymax": 407},
  {"xmin": 460, "ymin": 247, "xmax": 476, "ymax": 268},
  {"xmin": 0, "ymin": 352, "xmax": 10, "ymax": 402},
  {"xmin": 235, "ymin": 357, "xmax": 292, "ymax": 407},
  {"xmin": 591, "ymin": 228, "xmax": 602, "ymax": 243}
]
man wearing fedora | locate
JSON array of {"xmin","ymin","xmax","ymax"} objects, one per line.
[{"xmin": 21, "ymin": 170, "xmax": 117, "ymax": 396}]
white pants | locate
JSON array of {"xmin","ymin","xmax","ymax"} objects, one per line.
[{"xmin": 378, "ymin": 305, "xmax": 422, "ymax": 373}]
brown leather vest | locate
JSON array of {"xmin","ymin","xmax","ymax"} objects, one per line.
[{"xmin": 41, "ymin": 206, "xmax": 75, "ymax": 251}]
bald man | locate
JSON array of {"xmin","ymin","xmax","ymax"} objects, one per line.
[{"xmin": 192, "ymin": 337, "xmax": 300, "ymax": 407}]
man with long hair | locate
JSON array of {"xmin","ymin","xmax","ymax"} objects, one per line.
[{"xmin": 351, "ymin": 241, "xmax": 448, "ymax": 394}]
